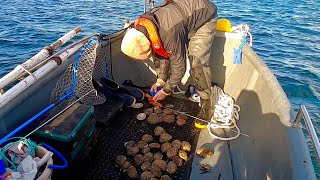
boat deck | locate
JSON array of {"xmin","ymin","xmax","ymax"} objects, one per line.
[{"xmin": 52, "ymin": 94, "xmax": 233, "ymax": 180}]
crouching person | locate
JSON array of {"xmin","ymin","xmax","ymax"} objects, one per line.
[{"xmin": 121, "ymin": 0, "xmax": 218, "ymax": 128}]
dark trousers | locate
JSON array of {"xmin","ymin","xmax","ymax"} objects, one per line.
[{"xmin": 188, "ymin": 17, "xmax": 217, "ymax": 100}]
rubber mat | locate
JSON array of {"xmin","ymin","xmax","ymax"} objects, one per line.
[
  {"xmin": 64, "ymin": 95, "xmax": 200, "ymax": 180},
  {"xmin": 94, "ymin": 95, "xmax": 124, "ymax": 127}
]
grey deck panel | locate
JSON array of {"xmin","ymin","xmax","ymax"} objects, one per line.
[{"xmin": 190, "ymin": 128, "xmax": 233, "ymax": 180}]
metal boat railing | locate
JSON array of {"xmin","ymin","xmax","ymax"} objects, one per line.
[
  {"xmin": 291, "ymin": 105, "xmax": 320, "ymax": 163},
  {"xmin": 144, "ymin": 0, "xmax": 155, "ymax": 13}
]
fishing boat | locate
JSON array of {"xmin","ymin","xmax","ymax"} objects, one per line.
[{"xmin": 0, "ymin": 4, "xmax": 318, "ymax": 180}]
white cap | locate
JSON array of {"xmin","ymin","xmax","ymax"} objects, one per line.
[{"xmin": 121, "ymin": 28, "xmax": 151, "ymax": 60}]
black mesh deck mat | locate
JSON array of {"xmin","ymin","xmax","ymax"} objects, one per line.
[{"xmin": 58, "ymin": 95, "xmax": 201, "ymax": 180}]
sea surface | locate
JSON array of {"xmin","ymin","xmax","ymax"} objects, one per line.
[{"xmin": 0, "ymin": 0, "xmax": 319, "ymax": 177}]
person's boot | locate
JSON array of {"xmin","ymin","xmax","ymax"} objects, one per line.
[
  {"xmin": 119, "ymin": 84, "xmax": 145, "ymax": 101},
  {"xmin": 100, "ymin": 78, "xmax": 145, "ymax": 101},
  {"xmin": 195, "ymin": 98, "xmax": 213, "ymax": 128}
]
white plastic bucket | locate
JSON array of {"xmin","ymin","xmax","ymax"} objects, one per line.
[{"xmin": 35, "ymin": 146, "xmax": 53, "ymax": 180}]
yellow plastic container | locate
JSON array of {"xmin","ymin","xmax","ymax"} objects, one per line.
[{"xmin": 216, "ymin": 19, "xmax": 232, "ymax": 32}]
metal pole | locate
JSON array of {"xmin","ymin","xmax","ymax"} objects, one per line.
[
  {"xmin": 144, "ymin": 0, "xmax": 147, "ymax": 13},
  {"xmin": 292, "ymin": 105, "xmax": 320, "ymax": 163},
  {"xmin": 301, "ymin": 105, "xmax": 320, "ymax": 163}
]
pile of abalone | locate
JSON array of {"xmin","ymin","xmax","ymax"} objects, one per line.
[{"xmin": 115, "ymin": 105, "xmax": 192, "ymax": 180}]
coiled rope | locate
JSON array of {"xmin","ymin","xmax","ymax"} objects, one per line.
[{"xmin": 207, "ymin": 86, "xmax": 241, "ymax": 140}]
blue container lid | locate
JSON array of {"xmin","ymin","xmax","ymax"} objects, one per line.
[{"xmin": 149, "ymin": 87, "xmax": 161, "ymax": 97}]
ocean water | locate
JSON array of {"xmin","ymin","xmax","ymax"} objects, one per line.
[{"xmin": 0, "ymin": 0, "xmax": 319, "ymax": 177}]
